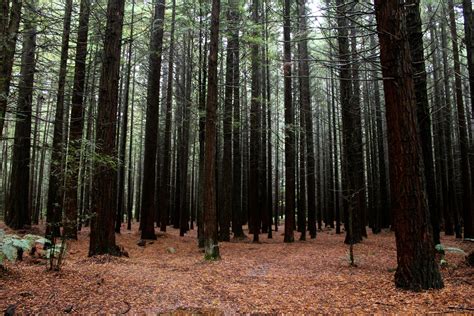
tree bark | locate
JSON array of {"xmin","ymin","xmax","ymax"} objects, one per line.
[
  {"xmin": 374, "ymin": 0, "xmax": 443, "ymax": 291},
  {"xmin": 249, "ymin": 0, "xmax": 261, "ymax": 243},
  {"xmin": 448, "ymin": 0, "xmax": 473, "ymax": 239},
  {"xmin": 406, "ymin": 0, "xmax": 440, "ymax": 245},
  {"xmin": 203, "ymin": 0, "xmax": 221, "ymax": 259},
  {"xmin": 0, "ymin": 0, "xmax": 21, "ymax": 138},
  {"xmin": 61, "ymin": 0, "xmax": 90, "ymax": 239},
  {"xmin": 45, "ymin": 0, "xmax": 73, "ymax": 238},
  {"xmin": 6, "ymin": 7, "xmax": 35, "ymax": 229},
  {"xmin": 140, "ymin": 0, "xmax": 166, "ymax": 240},
  {"xmin": 89, "ymin": 0, "xmax": 126, "ymax": 256},
  {"xmin": 159, "ymin": 0, "xmax": 176, "ymax": 233},
  {"xmin": 283, "ymin": 0, "xmax": 295, "ymax": 243}
]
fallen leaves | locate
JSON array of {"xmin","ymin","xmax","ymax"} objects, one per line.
[{"xmin": 0, "ymin": 221, "xmax": 472, "ymax": 314}]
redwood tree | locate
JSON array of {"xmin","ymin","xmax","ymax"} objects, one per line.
[
  {"xmin": 374, "ymin": 0, "xmax": 443, "ymax": 291},
  {"xmin": 140, "ymin": 0, "xmax": 166, "ymax": 240},
  {"xmin": 283, "ymin": 0, "xmax": 295, "ymax": 243},
  {"xmin": 202, "ymin": 0, "xmax": 220, "ymax": 259},
  {"xmin": 6, "ymin": 8, "xmax": 36, "ymax": 229},
  {"xmin": 89, "ymin": 0, "xmax": 126, "ymax": 256}
]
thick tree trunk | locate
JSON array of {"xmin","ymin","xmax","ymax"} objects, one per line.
[
  {"xmin": 406, "ymin": 0, "xmax": 440, "ymax": 245},
  {"xmin": 6, "ymin": 9, "xmax": 35, "ymax": 229},
  {"xmin": 0, "ymin": 0, "xmax": 21, "ymax": 138},
  {"xmin": 89, "ymin": 0, "xmax": 126, "ymax": 256},
  {"xmin": 374, "ymin": 0, "xmax": 443, "ymax": 291}
]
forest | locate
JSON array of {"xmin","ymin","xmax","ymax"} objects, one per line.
[{"xmin": 0, "ymin": 0, "xmax": 473, "ymax": 313}]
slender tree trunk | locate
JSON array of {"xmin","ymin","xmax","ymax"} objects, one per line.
[
  {"xmin": 127, "ymin": 21, "xmax": 137, "ymax": 231},
  {"xmin": 231, "ymin": 1, "xmax": 243, "ymax": 239},
  {"xmin": 220, "ymin": 0, "xmax": 236, "ymax": 242},
  {"xmin": 283, "ymin": 0, "xmax": 295, "ymax": 243},
  {"xmin": 116, "ymin": 0, "xmax": 135, "ymax": 233},
  {"xmin": 159, "ymin": 0, "xmax": 176, "ymax": 232},
  {"xmin": 203, "ymin": 0, "xmax": 221, "ymax": 259},
  {"xmin": 61, "ymin": 0, "xmax": 90, "ymax": 239},
  {"xmin": 298, "ymin": 0, "xmax": 316, "ymax": 239},
  {"xmin": 448, "ymin": 0, "xmax": 474, "ymax": 238},
  {"xmin": 462, "ymin": 0, "xmax": 474, "ymax": 237},
  {"xmin": 44, "ymin": 0, "xmax": 72, "ymax": 237},
  {"xmin": 249, "ymin": 0, "xmax": 261, "ymax": 243},
  {"xmin": 264, "ymin": 0, "xmax": 272, "ymax": 239},
  {"xmin": 140, "ymin": 0, "xmax": 166, "ymax": 240},
  {"xmin": 336, "ymin": 0, "xmax": 362, "ymax": 245}
]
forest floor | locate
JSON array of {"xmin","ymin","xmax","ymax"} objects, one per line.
[{"xmin": 0, "ymin": 221, "xmax": 473, "ymax": 314}]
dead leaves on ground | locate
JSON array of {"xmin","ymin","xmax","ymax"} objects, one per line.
[{"xmin": 0, "ymin": 222, "xmax": 472, "ymax": 314}]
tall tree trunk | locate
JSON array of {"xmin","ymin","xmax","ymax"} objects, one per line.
[
  {"xmin": 126, "ymin": 3, "xmax": 137, "ymax": 231},
  {"xmin": 61, "ymin": 0, "xmax": 90, "ymax": 239},
  {"xmin": 369, "ymin": 24, "xmax": 389, "ymax": 232},
  {"xmin": 298, "ymin": 0, "xmax": 316, "ymax": 238},
  {"xmin": 463, "ymin": 0, "xmax": 474, "ymax": 135},
  {"xmin": 0, "ymin": 0, "xmax": 21, "ymax": 138},
  {"xmin": 89, "ymin": 0, "xmax": 126, "ymax": 256},
  {"xmin": 220, "ymin": 0, "xmax": 236, "ymax": 242},
  {"xmin": 283, "ymin": 0, "xmax": 295, "ymax": 243},
  {"xmin": 249, "ymin": 0, "xmax": 261, "ymax": 242},
  {"xmin": 203, "ymin": 0, "xmax": 220, "ymax": 259},
  {"xmin": 406, "ymin": 0, "xmax": 440, "ymax": 245},
  {"xmin": 6, "ymin": 6, "xmax": 35, "ymax": 229},
  {"xmin": 231, "ymin": 0, "xmax": 243, "ymax": 239},
  {"xmin": 440, "ymin": 8, "xmax": 457, "ymax": 236},
  {"xmin": 462, "ymin": 0, "xmax": 474, "ymax": 237},
  {"xmin": 374, "ymin": 0, "xmax": 443, "ymax": 291},
  {"xmin": 349, "ymin": 13, "xmax": 366, "ymax": 239},
  {"xmin": 298, "ymin": 0, "xmax": 316, "ymax": 239},
  {"xmin": 336, "ymin": 0, "xmax": 362, "ymax": 245},
  {"xmin": 116, "ymin": 0, "xmax": 135, "ymax": 233},
  {"xmin": 159, "ymin": 0, "xmax": 176, "ymax": 232},
  {"xmin": 140, "ymin": 0, "xmax": 166, "ymax": 240},
  {"xmin": 45, "ymin": 0, "xmax": 73, "ymax": 237},
  {"xmin": 179, "ymin": 34, "xmax": 192, "ymax": 236},
  {"xmin": 264, "ymin": 0, "xmax": 272, "ymax": 239},
  {"xmin": 448, "ymin": 0, "xmax": 474, "ymax": 239}
]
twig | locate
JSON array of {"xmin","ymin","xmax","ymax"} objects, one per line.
[
  {"xmin": 120, "ymin": 301, "xmax": 131, "ymax": 314},
  {"xmin": 448, "ymin": 306, "xmax": 474, "ymax": 311}
]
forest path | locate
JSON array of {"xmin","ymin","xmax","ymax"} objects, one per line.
[{"xmin": 0, "ymin": 222, "xmax": 472, "ymax": 314}]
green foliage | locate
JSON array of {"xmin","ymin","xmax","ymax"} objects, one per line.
[
  {"xmin": 435, "ymin": 244, "xmax": 466, "ymax": 267},
  {"xmin": 0, "ymin": 229, "xmax": 51, "ymax": 267}
]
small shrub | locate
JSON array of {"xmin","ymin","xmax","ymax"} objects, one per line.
[{"xmin": 0, "ymin": 229, "xmax": 51, "ymax": 267}]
